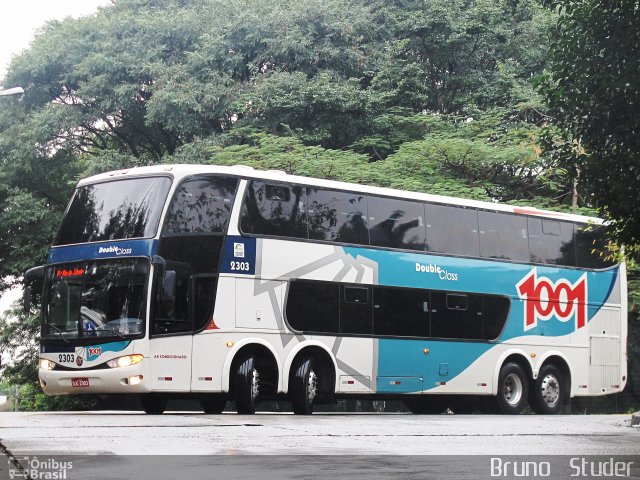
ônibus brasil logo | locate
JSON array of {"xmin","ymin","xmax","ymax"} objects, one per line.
[{"xmin": 516, "ymin": 268, "xmax": 588, "ymax": 332}]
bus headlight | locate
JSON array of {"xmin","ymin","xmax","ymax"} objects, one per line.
[
  {"xmin": 39, "ymin": 358, "xmax": 56, "ymax": 370},
  {"xmin": 107, "ymin": 354, "xmax": 144, "ymax": 368}
]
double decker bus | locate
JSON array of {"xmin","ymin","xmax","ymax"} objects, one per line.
[{"xmin": 26, "ymin": 165, "xmax": 627, "ymax": 415}]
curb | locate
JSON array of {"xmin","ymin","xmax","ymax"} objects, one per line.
[{"xmin": 632, "ymin": 412, "xmax": 640, "ymax": 427}]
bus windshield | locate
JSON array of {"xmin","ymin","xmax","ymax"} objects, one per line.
[
  {"xmin": 43, "ymin": 259, "xmax": 149, "ymax": 342},
  {"xmin": 54, "ymin": 176, "xmax": 172, "ymax": 246}
]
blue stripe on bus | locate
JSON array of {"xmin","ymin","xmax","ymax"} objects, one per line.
[
  {"xmin": 376, "ymin": 339, "xmax": 493, "ymax": 393},
  {"xmin": 343, "ymin": 246, "xmax": 618, "ymax": 339},
  {"xmin": 48, "ymin": 239, "xmax": 158, "ymax": 263}
]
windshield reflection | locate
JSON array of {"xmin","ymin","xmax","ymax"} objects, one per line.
[
  {"xmin": 54, "ymin": 177, "xmax": 171, "ymax": 246},
  {"xmin": 44, "ymin": 259, "xmax": 148, "ymax": 341}
]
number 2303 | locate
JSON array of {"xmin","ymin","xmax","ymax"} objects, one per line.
[
  {"xmin": 230, "ymin": 261, "xmax": 250, "ymax": 271},
  {"xmin": 58, "ymin": 353, "xmax": 74, "ymax": 363}
]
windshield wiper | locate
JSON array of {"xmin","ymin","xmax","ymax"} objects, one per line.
[
  {"xmin": 90, "ymin": 327, "xmax": 126, "ymax": 339},
  {"xmin": 47, "ymin": 323, "xmax": 70, "ymax": 344}
]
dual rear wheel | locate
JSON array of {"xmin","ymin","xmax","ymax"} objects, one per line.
[
  {"xmin": 496, "ymin": 362, "xmax": 567, "ymax": 415},
  {"xmin": 232, "ymin": 354, "xmax": 320, "ymax": 415},
  {"xmin": 404, "ymin": 362, "xmax": 568, "ymax": 415}
]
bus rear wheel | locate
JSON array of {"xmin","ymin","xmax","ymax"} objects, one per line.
[
  {"xmin": 290, "ymin": 356, "xmax": 318, "ymax": 415},
  {"xmin": 496, "ymin": 362, "xmax": 529, "ymax": 414},
  {"xmin": 140, "ymin": 393, "xmax": 167, "ymax": 415},
  {"xmin": 234, "ymin": 356, "xmax": 260, "ymax": 414},
  {"xmin": 200, "ymin": 396, "xmax": 227, "ymax": 414},
  {"xmin": 530, "ymin": 364, "xmax": 566, "ymax": 415}
]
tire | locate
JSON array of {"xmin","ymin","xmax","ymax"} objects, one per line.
[
  {"xmin": 530, "ymin": 364, "xmax": 567, "ymax": 415},
  {"xmin": 496, "ymin": 362, "xmax": 529, "ymax": 414},
  {"xmin": 290, "ymin": 356, "xmax": 318, "ymax": 415},
  {"xmin": 140, "ymin": 393, "xmax": 168, "ymax": 415},
  {"xmin": 234, "ymin": 356, "xmax": 260, "ymax": 414},
  {"xmin": 200, "ymin": 396, "xmax": 227, "ymax": 414},
  {"xmin": 403, "ymin": 396, "xmax": 447, "ymax": 414}
]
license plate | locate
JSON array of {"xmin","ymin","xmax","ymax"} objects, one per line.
[{"xmin": 71, "ymin": 378, "xmax": 90, "ymax": 388}]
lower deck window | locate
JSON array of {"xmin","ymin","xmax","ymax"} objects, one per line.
[{"xmin": 285, "ymin": 280, "xmax": 509, "ymax": 341}]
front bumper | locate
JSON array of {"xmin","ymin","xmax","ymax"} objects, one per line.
[{"xmin": 39, "ymin": 361, "xmax": 151, "ymax": 395}]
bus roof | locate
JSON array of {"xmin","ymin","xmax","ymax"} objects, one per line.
[{"xmin": 78, "ymin": 164, "xmax": 601, "ymax": 225}]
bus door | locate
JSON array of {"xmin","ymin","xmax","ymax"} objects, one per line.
[
  {"xmin": 149, "ymin": 262, "xmax": 194, "ymax": 391},
  {"xmin": 423, "ymin": 291, "xmax": 486, "ymax": 393},
  {"xmin": 374, "ymin": 286, "xmax": 430, "ymax": 394}
]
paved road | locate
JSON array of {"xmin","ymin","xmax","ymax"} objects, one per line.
[{"xmin": 0, "ymin": 411, "xmax": 638, "ymax": 456}]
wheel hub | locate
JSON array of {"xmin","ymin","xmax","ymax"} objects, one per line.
[
  {"xmin": 540, "ymin": 374, "xmax": 560, "ymax": 406},
  {"xmin": 307, "ymin": 370, "xmax": 318, "ymax": 402},
  {"xmin": 251, "ymin": 368, "xmax": 260, "ymax": 401},
  {"xmin": 504, "ymin": 373, "xmax": 523, "ymax": 406}
]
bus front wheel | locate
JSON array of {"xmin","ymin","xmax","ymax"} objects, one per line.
[
  {"xmin": 234, "ymin": 356, "xmax": 260, "ymax": 414},
  {"xmin": 140, "ymin": 393, "xmax": 167, "ymax": 415},
  {"xmin": 530, "ymin": 364, "xmax": 566, "ymax": 415},
  {"xmin": 290, "ymin": 356, "xmax": 318, "ymax": 415},
  {"xmin": 496, "ymin": 362, "xmax": 529, "ymax": 414}
]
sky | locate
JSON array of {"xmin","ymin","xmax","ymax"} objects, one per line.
[{"xmin": 0, "ymin": 0, "xmax": 111, "ymax": 82}]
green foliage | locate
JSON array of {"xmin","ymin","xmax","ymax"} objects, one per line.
[
  {"xmin": 0, "ymin": 307, "xmax": 40, "ymax": 386},
  {"xmin": 0, "ymin": 305, "xmax": 98, "ymax": 411},
  {"xmin": 363, "ymin": 110, "xmax": 578, "ymax": 209},
  {"xmin": 0, "ymin": 187, "xmax": 60, "ymax": 291},
  {"xmin": 370, "ymin": 0, "xmax": 555, "ymax": 113},
  {"xmin": 211, "ymin": 133, "xmax": 376, "ymax": 184},
  {"xmin": 236, "ymin": 72, "xmax": 370, "ymax": 148},
  {"xmin": 541, "ymin": 0, "xmax": 640, "ymax": 257},
  {"xmin": 12, "ymin": 383, "xmax": 99, "ymax": 412},
  {"xmin": 351, "ymin": 110, "xmax": 453, "ymax": 159}
]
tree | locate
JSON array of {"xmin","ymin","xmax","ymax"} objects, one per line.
[
  {"xmin": 369, "ymin": 0, "xmax": 555, "ymax": 114},
  {"xmin": 541, "ymin": 0, "xmax": 640, "ymax": 256}
]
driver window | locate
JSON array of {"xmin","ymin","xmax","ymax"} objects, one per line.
[{"xmin": 153, "ymin": 262, "xmax": 192, "ymax": 335}]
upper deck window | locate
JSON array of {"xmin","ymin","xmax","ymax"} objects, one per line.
[
  {"xmin": 368, "ymin": 196, "xmax": 425, "ymax": 251},
  {"xmin": 306, "ymin": 188, "xmax": 369, "ymax": 244},
  {"xmin": 163, "ymin": 177, "xmax": 237, "ymax": 235},
  {"xmin": 576, "ymin": 225, "xmax": 615, "ymax": 269},
  {"xmin": 528, "ymin": 218, "xmax": 576, "ymax": 266},
  {"xmin": 238, "ymin": 177, "xmax": 614, "ymax": 270},
  {"xmin": 54, "ymin": 177, "xmax": 171, "ymax": 246},
  {"xmin": 425, "ymin": 204, "xmax": 479, "ymax": 257},
  {"xmin": 240, "ymin": 181, "xmax": 307, "ymax": 238},
  {"xmin": 478, "ymin": 211, "xmax": 529, "ymax": 262}
]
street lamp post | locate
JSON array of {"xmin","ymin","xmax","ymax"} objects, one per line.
[{"xmin": 0, "ymin": 86, "xmax": 24, "ymax": 96}]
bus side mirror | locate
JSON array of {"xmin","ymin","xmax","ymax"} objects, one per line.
[
  {"xmin": 23, "ymin": 265, "xmax": 45, "ymax": 313},
  {"xmin": 161, "ymin": 270, "xmax": 177, "ymax": 303}
]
